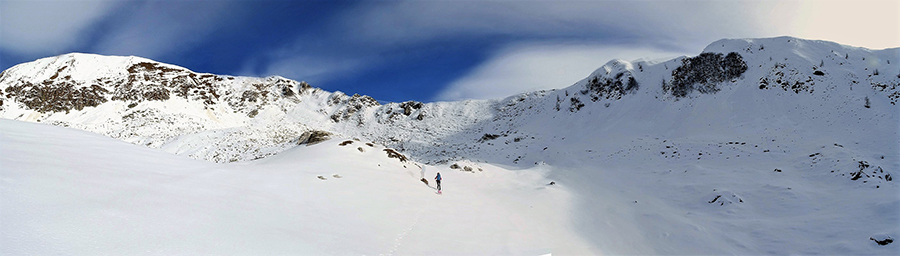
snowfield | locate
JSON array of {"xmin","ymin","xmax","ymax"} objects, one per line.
[
  {"xmin": 2, "ymin": 36, "xmax": 899, "ymax": 254},
  {"xmin": 0, "ymin": 119, "xmax": 594, "ymax": 255}
]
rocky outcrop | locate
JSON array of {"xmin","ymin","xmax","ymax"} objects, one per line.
[
  {"xmin": 297, "ymin": 130, "xmax": 333, "ymax": 146},
  {"xmin": 665, "ymin": 52, "xmax": 747, "ymax": 97}
]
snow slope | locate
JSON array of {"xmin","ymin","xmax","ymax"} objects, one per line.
[
  {"xmin": 0, "ymin": 119, "xmax": 593, "ymax": 255},
  {"xmin": 2, "ymin": 37, "xmax": 899, "ymax": 254}
]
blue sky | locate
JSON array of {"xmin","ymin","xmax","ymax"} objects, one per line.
[{"xmin": 1, "ymin": 0, "xmax": 898, "ymax": 103}]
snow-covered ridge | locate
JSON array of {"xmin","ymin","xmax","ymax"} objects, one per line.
[
  {"xmin": 0, "ymin": 37, "xmax": 898, "ymax": 164},
  {"xmin": 0, "ymin": 53, "xmax": 163, "ymax": 84}
]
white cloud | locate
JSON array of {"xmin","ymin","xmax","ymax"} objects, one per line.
[
  {"xmin": 337, "ymin": 1, "xmax": 759, "ymax": 49},
  {"xmin": 339, "ymin": 0, "xmax": 898, "ymax": 52},
  {"xmin": 756, "ymin": 0, "xmax": 899, "ymax": 49},
  {"xmin": 92, "ymin": 1, "xmax": 236, "ymax": 59},
  {"xmin": 0, "ymin": 0, "xmax": 119, "ymax": 54},
  {"xmin": 242, "ymin": 54, "xmax": 370, "ymax": 86},
  {"xmin": 435, "ymin": 43, "xmax": 685, "ymax": 101}
]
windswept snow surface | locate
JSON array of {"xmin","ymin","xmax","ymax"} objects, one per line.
[{"xmin": 0, "ymin": 119, "xmax": 594, "ymax": 255}]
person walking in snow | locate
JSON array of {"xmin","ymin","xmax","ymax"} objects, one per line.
[{"xmin": 435, "ymin": 171, "xmax": 442, "ymax": 192}]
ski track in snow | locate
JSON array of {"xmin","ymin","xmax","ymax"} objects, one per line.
[{"xmin": 385, "ymin": 191, "xmax": 431, "ymax": 256}]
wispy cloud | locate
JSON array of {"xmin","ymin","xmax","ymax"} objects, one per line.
[
  {"xmin": 434, "ymin": 43, "xmax": 684, "ymax": 101},
  {"xmin": 239, "ymin": 53, "xmax": 371, "ymax": 86},
  {"xmin": 334, "ymin": 1, "xmax": 761, "ymax": 49},
  {"xmin": 92, "ymin": 1, "xmax": 238, "ymax": 59},
  {"xmin": 0, "ymin": 0, "xmax": 119, "ymax": 55}
]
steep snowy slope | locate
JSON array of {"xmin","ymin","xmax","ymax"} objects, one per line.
[{"xmin": 0, "ymin": 119, "xmax": 593, "ymax": 255}]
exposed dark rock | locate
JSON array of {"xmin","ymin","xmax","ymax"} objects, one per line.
[
  {"xmin": 329, "ymin": 93, "xmax": 381, "ymax": 123},
  {"xmin": 399, "ymin": 101, "xmax": 424, "ymax": 116},
  {"xmin": 5, "ymin": 82, "xmax": 109, "ymax": 113},
  {"xmin": 383, "ymin": 148, "xmax": 408, "ymax": 162},
  {"xmin": 297, "ymin": 130, "xmax": 332, "ymax": 146},
  {"xmin": 665, "ymin": 52, "xmax": 747, "ymax": 97},
  {"xmin": 479, "ymin": 134, "xmax": 501, "ymax": 142},
  {"xmin": 870, "ymin": 236, "xmax": 893, "ymax": 246},
  {"xmin": 758, "ymin": 63, "xmax": 815, "ymax": 94},
  {"xmin": 585, "ymin": 71, "xmax": 639, "ymax": 102}
]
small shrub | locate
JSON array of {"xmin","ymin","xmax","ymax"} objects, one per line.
[{"xmin": 569, "ymin": 97, "xmax": 584, "ymax": 112}]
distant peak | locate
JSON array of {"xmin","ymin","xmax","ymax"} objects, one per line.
[
  {"xmin": 701, "ymin": 36, "xmax": 889, "ymax": 55},
  {"xmin": 1, "ymin": 52, "xmax": 194, "ymax": 83}
]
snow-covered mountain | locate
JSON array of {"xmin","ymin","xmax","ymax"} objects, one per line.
[
  {"xmin": 2, "ymin": 36, "xmax": 899, "ymax": 254},
  {"xmin": 1, "ymin": 37, "xmax": 897, "ymax": 165}
]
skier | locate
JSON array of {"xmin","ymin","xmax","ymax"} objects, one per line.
[{"xmin": 435, "ymin": 171, "xmax": 442, "ymax": 192}]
